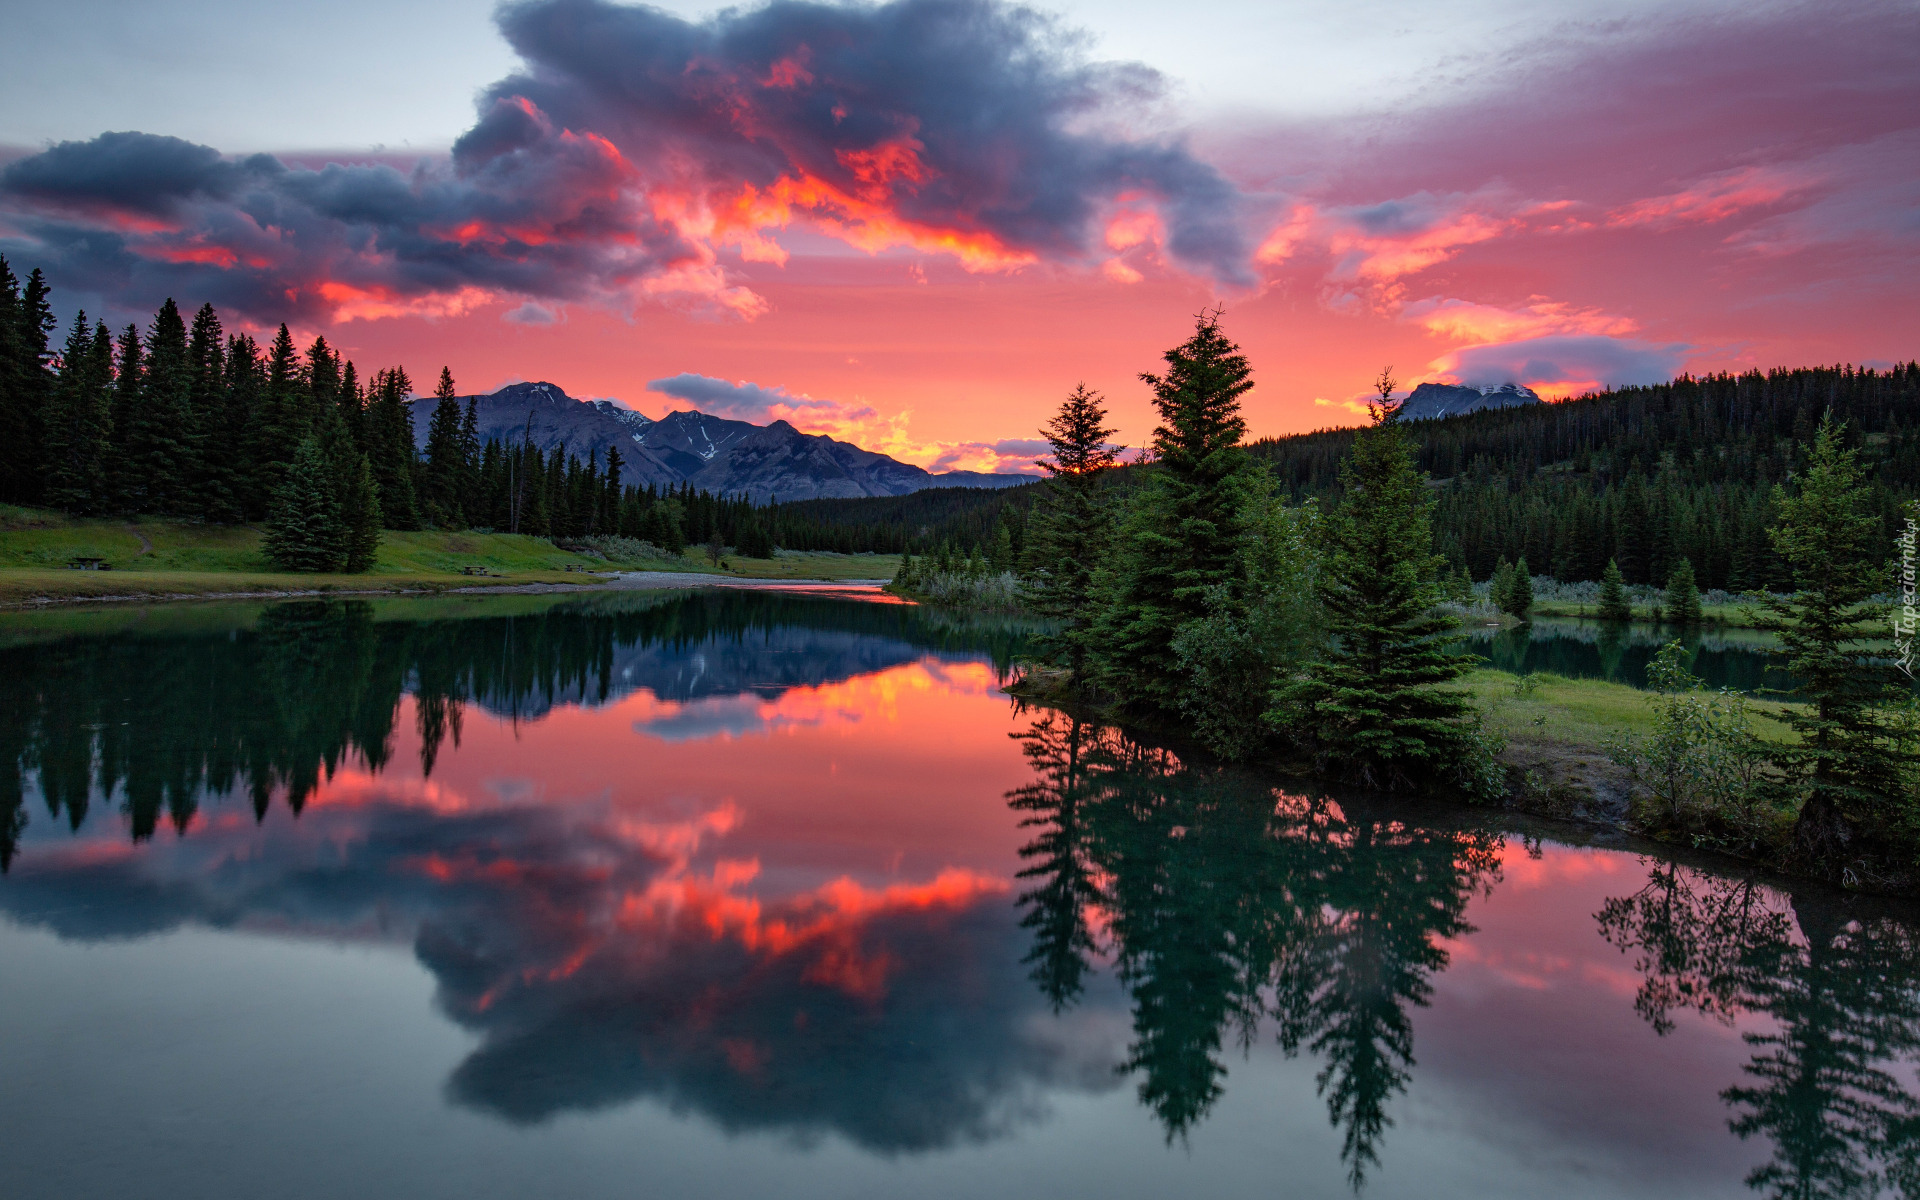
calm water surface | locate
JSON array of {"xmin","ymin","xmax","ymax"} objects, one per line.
[
  {"xmin": 2, "ymin": 589, "xmax": 1916, "ymax": 1200},
  {"xmin": 1464, "ymin": 617, "xmax": 1790, "ymax": 692}
]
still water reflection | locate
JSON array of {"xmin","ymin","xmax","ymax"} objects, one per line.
[
  {"xmin": 1463, "ymin": 618, "xmax": 1791, "ymax": 692},
  {"xmin": 0, "ymin": 590, "xmax": 1915, "ymax": 1199}
]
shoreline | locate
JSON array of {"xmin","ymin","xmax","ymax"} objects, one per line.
[{"xmin": 0, "ymin": 570, "xmax": 894, "ymax": 609}]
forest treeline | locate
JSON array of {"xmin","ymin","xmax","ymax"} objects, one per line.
[
  {"xmin": 0, "ymin": 260, "xmax": 781, "ymax": 565},
  {"xmin": 788, "ymin": 363, "xmax": 1920, "ymax": 588}
]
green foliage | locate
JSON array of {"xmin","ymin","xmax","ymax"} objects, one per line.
[
  {"xmin": 1665, "ymin": 558, "xmax": 1703, "ymax": 625},
  {"xmin": 1606, "ymin": 640, "xmax": 1776, "ymax": 843},
  {"xmin": 262, "ymin": 438, "xmax": 345, "ymax": 571},
  {"xmin": 1273, "ymin": 380, "xmax": 1485, "ymax": 794},
  {"xmin": 1756, "ymin": 415, "xmax": 1920, "ymax": 873},
  {"xmin": 1494, "ymin": 555, "xmax": 1534, "ymax": 618},
  {"xmin": 1170, "ymin": 494, "xmax": 1322, "ymax": 760},
  {"xmin": 1598, "ymin": 558, "xmax": 1632, "ymax": 622},
  {"xmin": 1021, "ymin": 383, "xmax": 1121, "ymax": 677},
  {"xmin": 1092, "ymin": 313, "xmax": 1263, "ymax": 718}
]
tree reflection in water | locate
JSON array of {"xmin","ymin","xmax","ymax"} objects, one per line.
[
  {"xmin": 1008, "ymin": 711, "xmax": 1504, "ymax": 1188},
  {"xmin": 0, "ymin": 592, "xmax": 1037, "ymax": 871},
  {"xmin": 1598, "ymin": 862, "xmax": 1920, "ymax": 1197}
]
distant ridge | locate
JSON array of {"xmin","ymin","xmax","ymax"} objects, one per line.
[
  {"xmin": 1399, "ymin": 381, "xmax": 1543, "ymax": 421},
  {"xmin": 411, "ymin": 381, "xmax": 1035, "ymax": 502}
]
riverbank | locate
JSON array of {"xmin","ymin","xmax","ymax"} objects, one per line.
[
  {"xmin": 1001, "ymin": 665, "xmax": 1894, "ymax": 892},
  {"xmin": 0, "ymin": 508, "xmax": 900, "ymax": 606}
]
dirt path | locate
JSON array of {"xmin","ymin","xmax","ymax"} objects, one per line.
[{"xmin": 128, "ymin": 527, "xmax": 153, "ymax": 557}]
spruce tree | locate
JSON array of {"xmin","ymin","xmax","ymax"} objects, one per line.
[
  {"xmin": 221, "ymin": 333, "xmax": 267, "ymax": 518},
  {"xmin": 1093, "ymin": 314, "xmax": 1262, "ymax": 716},
  {"xmin": 422, "ymin": 367, "xmax": 464, "ymax": 527},
  {"xmin": 44, "ymin": 312, "xmax": 114, "ymax": 514},
  {"xmin": 1598, "ymin": 558, "xmax": 1632, "ymax": 622},
  {"xmin": 187, "ymin": 303, "xmax": 239, "ymax": 522},
  {"xmin": 458, "ymin": 396, "xmax": 482, "ymax": 520},
  {"xmin": 338, "ymin": 453, "xmax": 383, "ymax": 573},
  {"xmin": 1664, "ymin": 558, "xmax": 1703, "ymax": 626},
  {"xmin": 106, "ymin": 325, "xmax": 143, "ymax": 512},
  {"xmin": 1499, "ymin": 555, "xmax": 1534, "ymax": 619},
  {"xmin": 1273, "ymin": 372, "xmax": 1480, "ymax": 792},
  {"xmin": 263, "ymin": 438, "xmax": 345, "ymax": 571},
  {"xmin": 251, "ymin": 325, "xmax": 308, "ymax": 517},
  {"xmin": 1021, "ymin": 384, "xmax": 1122, "ymax": 680},
  {"xmin": 1756, "ymin": 415, "xmax": 1917, "ymax": 868},
  {"xmin": 0, "ymin": 264, "xmax": 55, "ymax": 505},
  {"xmin": 366, "ymin": 368, "xmax": 420, "ymax": 530},
  {"xmin": 128, "ymin": 298, "xmax": 192, "ymax": 514}
]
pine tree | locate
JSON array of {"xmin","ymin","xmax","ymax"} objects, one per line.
[
  {"xmin": 366, "ymin": 367, "xmax": 420, "ymax": 530},
  {"xmin": 251, "ymin": 325, "xmax": 307, "ymax": 517},
  {"xmin": 44, "ymin": 312, "xmax": 114, "ymax": 514},
  {"xmin": 0, "ymin": 265, "xmax": 55, "ymax": 505},
  {"xmin": 262, "ymin": 438, "xmax": 345, "ymax": 571},
  {"xmin": 106, "ymin": 325, "xmax": 143, "ymax": 512},
  {"xmin": 221, "ymin": 333, "xmax": 267, "ymax": 519},
  {"xmin": 1093, "ymin": 314, "xmax": 1262, "ymax": 716},
  {"xmin": 1756, "ymin": 415, "xmax": 1918, "ymax": 868},
  {"xmin": 1021, "ymin": 384, "xmax": 1122, "ymax": 680},
  {"xmin": 338, "ymin": 453, "xmax": 383, "ymax": 573},
  {"xmin": 124, "ymin": 299, "xmax": 194, "ymax": 514},
  {"xmin": 1273, "ymin": 372, "xmax": 1482, "ymax": 793},
  {"xmin": 422, "ymin": 367, "xmax": 464, "ymax": 527},
  {"xmin": 1598, "ymin": 559, "xmax": 1632, "ymax": 622},
  {"xmin": 458, "ymin": 396, "xmax": 482, "ymax": 520},
  {"xmin": 187, "ymin": 303, "xmax": 238, "ymax": 522},
  {"xmin": 1665, "ymin": 558, "xmax": 1703, "ymax": 626},
  {"xmin": 1501, "ymin": 555, "xmax": 1534, "ymax": 619}
]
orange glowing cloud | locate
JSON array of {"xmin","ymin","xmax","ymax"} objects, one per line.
[{"xmin": 1606, "ymin": 166, "xmax": 1801, "ymax": 231}]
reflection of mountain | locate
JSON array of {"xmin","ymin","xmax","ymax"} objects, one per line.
[{"xmin": 0, "ymin": 591, "xmax": 1039, "ymax": 868}]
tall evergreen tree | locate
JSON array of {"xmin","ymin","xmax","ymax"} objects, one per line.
[
  {"xmin": 1665, "ymin": 558, "xmax": 1703, "ymax": 626},
  {"xmin": 106, "ymin": 325, "xmax": 143, "ymax": 511},
  {"xmin": 262, "ymin": 438, "xmax": 345, "ymax": 571},
  {"xmin": 125, "ymin": 298, "xmax": 193, "ymax": 514},
  {"xmin": 1756, "ymin": 415, "xmax": 1918, "ymax": 869},
  {"xmin": 1093, "ymin": 314, "xmax": 1262, "ymax": 716},
  {"xmin": 221, "ymin": 333, "xmax": 266, "ymax": 518},
  {"xmin": 1598, "ymin": 558, "xmax": 1632, "ymax": 622},
  {"xmin": 186, "ymin": 303, "xmax": 239, "ymax": 522},
  {"xmin": 366, "ymin": 367, "xmax": 420, "ymax": 530},
  {"xmin": 0, "ymin": 265, "xmax": 55, "ymax": 505},
  {"xmin": 1273, "ymin": 372, "xmax": 1483, "ymax": 793},
  {"xmin": 1021, "ymin": 384, "xmax": 1122, "ymax": 680},
  {"xmin": 251, "ymin": 324, "xmax": 307, "ymax": 517},
  {"xmin": 44, "ymin": 312, "xmax": 113, "ymax": 513},
  {"xmin": 422, "ymin": 366, "xmax": 465, "ymax": 527}
]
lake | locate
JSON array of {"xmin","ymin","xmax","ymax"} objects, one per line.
[
  {"xmin": 1464, "ymin": 617, "xmax": 1791, "ymax": 692},
  {"xmin": 2, "ymin": 588, "xmax": 1915, "ymax": 1200}
]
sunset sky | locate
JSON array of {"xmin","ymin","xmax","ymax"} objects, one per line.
[{"xmin": 2, "ymin": 0, "xmax": 1914, "ymax": 473}]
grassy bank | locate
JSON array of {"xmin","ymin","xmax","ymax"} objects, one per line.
[
  {"xmin": 1528, "ymin": 597, "xmax": 1767, "ymax": 627},
  {"xmin": 0, "ymin": 507, "xmax": 899, "ymax": 604}
]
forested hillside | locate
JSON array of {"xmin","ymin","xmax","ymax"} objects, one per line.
[
  {"xmin": 1253, "ymin": 364, "xmax": 1920, "ymax": 587},
  {"xmin": 780, "ymin": 364, "xmax": 1920, "ymax": 586}
]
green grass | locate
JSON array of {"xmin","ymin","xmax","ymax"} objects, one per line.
[
  {"xmin": 0, "ymin": 507, "xmax": 900, "ymax": 605},
  {"xmin": 1530, "ymin": 598, "xmax": 1769, "ymax": 628},
  {"xmin": 1462, "ymin": 667, "xmax": 1801, "ymax": 751}
]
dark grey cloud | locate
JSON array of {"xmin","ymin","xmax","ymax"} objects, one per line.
[
  {"xmin": 646, "ymin": 372, "xmax": 808, "ymax": 420},
  {"xmin": 0, "ymin": 0, "xmax": 1253, "ymax": 325},
  {"xmin": 1439, "ymin": 334, "xmax": 1689, "ymax": 390}
]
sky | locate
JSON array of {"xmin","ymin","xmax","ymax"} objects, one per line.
[{"xmin": 1, "ymin": 0, "xmax": 1915, "ymax": 473}]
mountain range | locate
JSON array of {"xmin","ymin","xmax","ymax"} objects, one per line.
[
  {"xmin": 411, "ymin": 381, "xmax": 1034, "ymax": 503},
  {"xmin": 1398, "ymin": 382, "xmax": 1543, "ymax": 421}
]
